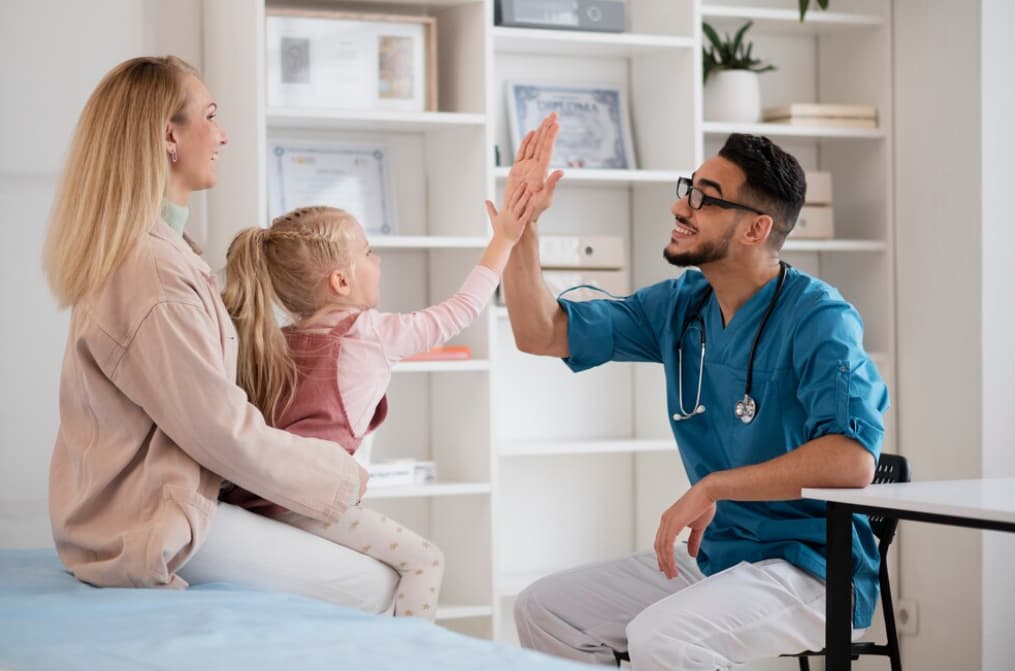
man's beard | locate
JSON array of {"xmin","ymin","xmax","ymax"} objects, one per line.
[{"xmin": 663, "ymin": 223, "xmax": 735, "ymax": 268}]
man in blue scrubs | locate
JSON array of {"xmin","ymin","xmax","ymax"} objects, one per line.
[{"xmin": 503, "ymin": 115, "xmax": 889, "ymax": 670}]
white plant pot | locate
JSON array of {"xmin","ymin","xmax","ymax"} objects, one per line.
[{"xmin": 703, "ymin": 70, "xmax": 762, "ymax": 123}]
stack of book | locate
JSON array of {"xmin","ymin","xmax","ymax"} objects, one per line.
[
  {"xmin": 367, "ymin": 459, "xmax": 437, "ymax": 487},
  {"xmin": 762, "ymin": 103, "xmax": 878, "ymax": 129}
]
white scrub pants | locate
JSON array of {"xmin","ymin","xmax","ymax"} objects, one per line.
[
  {"xmin": 179, "ymin": 503, "xmax": 398, "ymax": 614},
  {"xmin": 515, "ymin": 544, "xmax": 863, "ymax": 671}
]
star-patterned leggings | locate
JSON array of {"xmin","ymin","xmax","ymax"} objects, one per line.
[{"xmin": 273, "ymin": 506, "xmax": 444, "ymax": 621}]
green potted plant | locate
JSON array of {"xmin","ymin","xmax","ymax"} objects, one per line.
[
  {"xmin": 799, "ymin": 0, "xmax": 830, "ymax": 22},
  {"xmin": 702, "ymin": 21, "xmax": 774, "ymax": 122}
]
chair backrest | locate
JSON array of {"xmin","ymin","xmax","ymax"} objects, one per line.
[{"xmin": 867, "ymin": 453, "xmax": 911, "ymax": 550}]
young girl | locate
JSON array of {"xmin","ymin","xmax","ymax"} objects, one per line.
[{"xmin": 220, "ymin": 187, "xmax": 533, "ymax": 620}]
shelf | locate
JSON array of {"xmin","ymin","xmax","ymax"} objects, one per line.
[
  {"xmin": 494, "ymin": 166, "xmax": 684, "ymax": 187},
  {"xmin": 368, "ymin": 235, "xmax": 488, "ymax": 250},
  {"xmin": 435, "ymin": 604, "xmax": 494, "ymax": 621},
  {"xmin": 493, "ymin": 26, "xmax": 694, "ymax": 57},
  {"xmin": 363, "ymin": 481, "xmax": 492, "ymax": 500},
  {"xmin": 703, "ymin": 121, "xmax": 884, "ymax": 140},
  {"xmin": 267, "ymin": 108, "xmax": 486, "ymax": 133},
  {"xmin": 498, "ymin": 439, "xmax": 673, "ymax": 457},
  {"xmin": 783, "ymin": 239, "xmax": 887, "ymax": 252},
  {"xmin": 393, "ymin": 360, "xmax": 490, "ymax": 373},
  {"xmin": 701, "ymin": 5, "xmax": 884, "ymax": 35}
]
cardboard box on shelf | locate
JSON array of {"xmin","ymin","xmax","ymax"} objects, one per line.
[
  {"xmin": 790, "ymin": 206, "xmax": 835, "ymax": 239},
  {"xmin": 805, "ymin": 171, "xmax": 833, "ymax": 206},
  {"xmin": 539, "ymin": 235, "xmax": 625, "ymax": 270}
]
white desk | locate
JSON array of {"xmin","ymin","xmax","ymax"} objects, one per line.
[{"xmin": 802, "ymin": 478, "xmax": 1015, "ymax": 671}]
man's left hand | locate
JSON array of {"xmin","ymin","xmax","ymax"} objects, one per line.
[{"xmin": 654, "ymin": 482, "xmax": 717, "ymax": 579}]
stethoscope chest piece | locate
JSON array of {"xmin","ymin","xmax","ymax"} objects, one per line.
[{"xmin": 734, "ymin": 395, "xmax": 757, "ymax": 424}]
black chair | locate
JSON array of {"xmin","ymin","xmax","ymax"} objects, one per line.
[
  {"xmin": 614, "ymin": 453, "xmax": 909, "ymax": 671},
  {"xmin": 791, "ymin": 452, "xmax": 909, "ymax": 671}
]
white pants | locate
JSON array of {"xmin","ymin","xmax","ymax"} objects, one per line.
[
  {"xmin": 515, "ymin": 545, "xmax": 863, "ymax": 671},
  {"xmin": 179, "ymin": 503, "xmax": 398, "ymax": 614}
]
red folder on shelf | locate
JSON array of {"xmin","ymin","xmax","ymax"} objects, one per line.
[{"xmin": 403, "ymin": 345, "xmax": 473, "ymax": 362}]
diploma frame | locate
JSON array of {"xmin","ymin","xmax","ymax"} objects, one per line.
[
  {"xmin": 267, "ymin": 138, "xmax": 397, "ymax": 236},
  {"xmin": 506, "ymin": 81, "xmax": 637, "ymax": 170},
  {"xmin": 266, "ymin": 8, "xmax": 437, "ymax": 112}
]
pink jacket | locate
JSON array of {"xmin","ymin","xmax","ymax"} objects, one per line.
[{"xmin": 48, "ymin": 220, "xmax": 362, "ymax": 589}]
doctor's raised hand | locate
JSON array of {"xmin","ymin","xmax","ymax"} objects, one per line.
[{"xmin": 506, "ymin": 112, "xmax": 565, "ymax": 222}]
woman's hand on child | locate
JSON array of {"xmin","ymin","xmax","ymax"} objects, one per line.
[{"xmin": 485, "ymin": 182, "xmax": 535, "ymax": 244}]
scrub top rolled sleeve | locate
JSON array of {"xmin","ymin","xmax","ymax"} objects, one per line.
[
  {"xmin": 792, "ymin": 300, "xmax": 890, "ymax": 459},
  {"xmin": 559, "ymin": 282, "xmax": 674, "ymax": 371}
]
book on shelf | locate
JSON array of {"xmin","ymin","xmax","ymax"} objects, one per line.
[
  {"xmin": 403, "ymin": 345, "xmax": 472, "ymax": 362},
  {"xmin": 367, "ymin": 459, "xmax": 437, "ymax": 487},
  {"xmin": 763, "ymin": 103, "xmax": 878, "ymax": 129}
]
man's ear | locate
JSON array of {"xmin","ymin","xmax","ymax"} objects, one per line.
[
  {"xmin": 328, "ymin": 269, "xmax": 351, "ymax": 296},
  {"xmin": 743, "ymin": 214, "xmax": 774, "ymax": 246}
]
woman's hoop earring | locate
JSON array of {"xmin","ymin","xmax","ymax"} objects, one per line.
[{"xmin": 169, "ymin": 147, "xmax": 178, "ymax": 163}]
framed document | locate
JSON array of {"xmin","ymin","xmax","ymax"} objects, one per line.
[
  {"xmin": 506, "ymin": 81, "xmax": 637, "ymax": 170},
  {"xmin": 266, "ymin": 9, "xmax": 437, "ymax": 112},
  {"xmin": 267, "ymin": 138, "xmax": 397, "ymax": 236}
]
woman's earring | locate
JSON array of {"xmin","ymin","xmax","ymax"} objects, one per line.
[{"xmin": 169, "ymin": 147, "xmax": 178, "ymax": 163}]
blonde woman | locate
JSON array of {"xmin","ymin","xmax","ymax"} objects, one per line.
[
  {"xmin": 217, "ymin": 189, "xmax": 532, "ymax": 620},
  {"xmin": 43, "ymin": 56, "xmax": 394, "ymax": 611}
]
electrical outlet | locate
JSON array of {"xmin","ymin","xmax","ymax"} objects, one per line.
[{"xmin": 896, "ymin": 598, "xmax": 919, "ymax": 636}]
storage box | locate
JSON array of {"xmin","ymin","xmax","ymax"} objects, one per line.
[
  {"xmin": 790, "ymin": 206, "xmax": 835, "ymax": 239},
  {"xmin": 495, "ymin": 0, "xmax": 626, "ymax": 32},
  {"xmin": 539, "ymin": 235, "xmax": 625, "ymax": 269},
  {"xmin": 805, "ymin": 171, "xmax": 833, "ymax": 206}
]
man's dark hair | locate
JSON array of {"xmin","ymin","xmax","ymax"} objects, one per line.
[{"xmin": 718, "ymin": 134, "xmax": 806, "ymax": 248}]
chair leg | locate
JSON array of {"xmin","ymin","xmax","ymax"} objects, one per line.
[
  {"xmin": 879, "ymin": 564, "xmax": 903, "ymax": 671},
  {"xmin": 798, "ymin": 657, "xmax": 810, "ymax": 671}
]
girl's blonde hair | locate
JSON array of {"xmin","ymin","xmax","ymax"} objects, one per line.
[
  {"xmin": 222, "ymin": 206, "xmax": 360, "ymax": 423},
  {"xmin": 43, "ymin": 55, "xmax": 200, "ymax": 308}
]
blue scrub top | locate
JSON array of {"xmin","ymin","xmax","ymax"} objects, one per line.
[{"xmin": 559, "ymin": 266, "xmax": 889, "ymax": 629}]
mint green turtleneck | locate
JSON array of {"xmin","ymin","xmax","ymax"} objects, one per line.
[{"xmin": 161, "ymin": 200, "xmax": 189, "ymax": 236}]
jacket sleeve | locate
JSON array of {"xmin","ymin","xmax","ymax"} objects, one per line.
[{"xmin": 111, "ymin": 300, "xmax": 359, "ymax": 523}]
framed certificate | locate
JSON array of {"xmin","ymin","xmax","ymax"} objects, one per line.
[
  {"xmin": 266, "ymin": 9, "xmax": 437, "ymax": 112},
  {"xmin": 267, "ymin": 138, "xmax": 397, "ymax": 235},
  {"xmin": 506, "ymin": 81, "xmax": 637, "ymax": 170}
]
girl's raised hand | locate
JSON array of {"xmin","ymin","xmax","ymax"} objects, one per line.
[{"xmin": 485, "ymin": 182, "xmax": 535, "ymax": 244}]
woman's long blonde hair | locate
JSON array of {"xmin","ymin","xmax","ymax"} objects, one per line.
[
  {"xmin": 43, "ymin": 56, "xmax": 199, "ymax": 308},
  {"xmin": 222, "ymin": 206, "xmax": 359, "ymax": 423}
]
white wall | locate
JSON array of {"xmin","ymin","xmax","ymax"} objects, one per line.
[
  {"xmin": 980, "ymin": 1, "xmax": 1015, "ymax": 668},
  {"xmin": 896, "ymin": 0, "xmax": 1015, "ymax": 669},
  {"xmin": 894, "ymin": 1, "xmax": 983, "ymax": 669},
  {"xmin": 0, "ymin": 0, "xmax": 202, "ymax": 548}
]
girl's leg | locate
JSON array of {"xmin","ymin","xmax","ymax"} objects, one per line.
[
  {"xmin": 178, "ymin": 502, "xmax": 398, "ymax": 613},
  {"xmin": 275, "ymin": 506, "xmax": 445, "ymax": 622}
]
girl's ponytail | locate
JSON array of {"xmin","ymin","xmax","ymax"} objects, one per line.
[{"xmin": 221, "ymin": 227, "xmax": 297, "ymax": 424}]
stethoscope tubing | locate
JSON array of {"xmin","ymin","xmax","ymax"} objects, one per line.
[{"xmin": 673, "ymin": 262, "xmax": 788, "ymax": 423}]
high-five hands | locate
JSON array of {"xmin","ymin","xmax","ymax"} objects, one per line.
[
  {"xmin": 654, "ymin": 482, "xmax": 717, "ymax": 579},
  {"xmin": 485, "ymin": 183, "xmax": 534, "ymax": 243},
  {"xmin": 505, "ymin": 112, "xmax": 565, "ymax": 223}
]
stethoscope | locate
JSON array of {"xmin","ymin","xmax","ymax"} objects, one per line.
[{"xmin": 673, "ymin": 261, "xmax": 788, "ymax": 425}]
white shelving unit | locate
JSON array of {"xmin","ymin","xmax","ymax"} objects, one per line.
[{"xmin": 203, "ymin": 0, "xmax": 896, "ymax": 649}]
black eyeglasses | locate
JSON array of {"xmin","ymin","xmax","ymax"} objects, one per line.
[{"xmin": 676, "ymin": 177, "xmax": 766, "ymax": 216}]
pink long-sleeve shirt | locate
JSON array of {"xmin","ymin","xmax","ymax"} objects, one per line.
[{"xmin": 299, "ymin": 265, "xmax": 499, "ymax": 439}]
